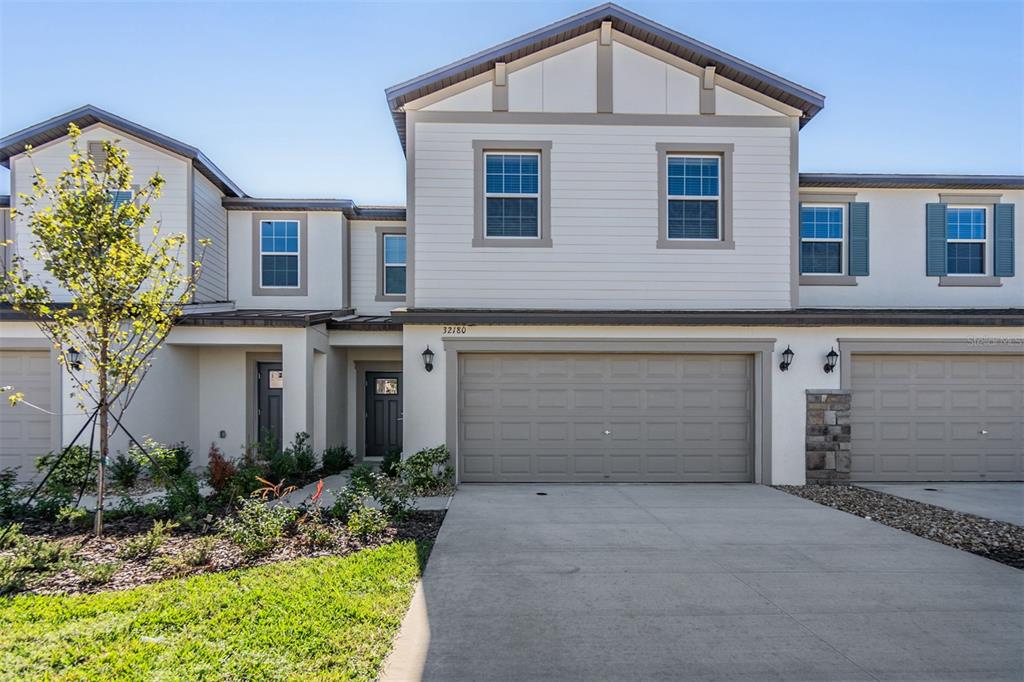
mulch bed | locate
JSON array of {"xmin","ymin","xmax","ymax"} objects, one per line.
[
  {"xmin": 2, "ymin": 509, "xmax": 445, "ymax": 596},
  {"xmin": 775, "ymin": 484, "xmax": 1024, "ymax": 569}
]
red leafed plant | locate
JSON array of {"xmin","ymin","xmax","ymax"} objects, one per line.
[
  {"xmin": 207, "ymin": 443, "xmax": 237, "ymax": 492},
  {"xmin": 310, "ymin": 479, "xmax": 324, "ymax": 507}
]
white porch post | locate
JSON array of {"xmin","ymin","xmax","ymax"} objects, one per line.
[{"xmin": 281, "ymin": 326, "xmax": 329, "ymax": 450}]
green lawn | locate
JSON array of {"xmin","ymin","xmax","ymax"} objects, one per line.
[{"xmin": 0, "ymin": 540, "xmax": 431, "ymax": 681}]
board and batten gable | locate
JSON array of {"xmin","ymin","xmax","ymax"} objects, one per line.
[
  {"xmin": 9, "ymin": 123, "xmax": 191, "ymax": 301},
  {"xmin": 226, "ymin": 209, "xmax": 345, "ymax": 309},
  {"xmin": 798, "ymin": 188, "xmax": 1024, "ymax": 308},
  {"xmin": 191, "ymin": 170, "xmax": 229, "ymax": 302},
  {"xmin": 404, "ymin": 29, "xmax": 799, "ymax": 310}
]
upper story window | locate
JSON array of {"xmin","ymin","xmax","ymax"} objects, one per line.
[
  {"xmin": 946, "ymin": 207, "xmax": 986, "ymax": 275},
  {"xmin": 109, "ymin": 189, "xmax": 134, "ymax": 209},
  {"xmin": 260, "ymin": 219, "xmax": 300, "ymax": 288},
  {"xmin": 485, "ymin": 153, "xmax": 540, "ymax": 238},
  {"xmin": 383, "ymin": 234, "xmax": 407, "ymax": 295},
  {"xmin": 666, "ymin": 155, "xmax": 720, "ymax": 240},
  {"xmin": 800, "ymin": 205, "xmax": 845, "ymax": 274}
]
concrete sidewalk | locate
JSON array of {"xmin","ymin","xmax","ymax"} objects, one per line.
[
  {"xmin": 859, "ymin": 482, "xmax": 1024, "ymax": 526},
  {"xmin": 383, "ymin": 484, "xmax": 1023, "ymax": 682}
]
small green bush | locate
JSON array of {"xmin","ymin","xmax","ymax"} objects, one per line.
[
  {"xmin": 371, "ymin": 475, "xmax": 414, "ymax": 521},
  {"xmin": 74, "ymin": 560, "xmax": 120, "ymax": 586},
  {"xmin": 165, "ymin": 471, "xmax": 207, "ymax": 527},
  {"xmin": 400, "ymin": 445, "xmax": 455, "ymax": 496},
  {"xmin": 0, "ymin": 468, "xmax": 25, "ymax": 519},
  {"xmin": 346, "ymin": 506, "xmax": 388, "ymax": 541},
  {"xmin": 0, "ymin": 523, "xmax": 25, "ymax": 550},
  {"xmin": 348, "ymin": 464, "xmax": 376, "ymax": 493},
  {"xmin": 33, "ymin": 446, "xmax": 95, "ymax": 517},
  {"xmin": 55, "ymin": 506, "xmax": 90, "ymax": 529},
  {"xmin": 0, "ymin": 555, "xmax": 31, "ymax": 595},
  {"xmin": 117, "ymin": 520, "xmax": 178, "ymax": 560},
  {"xmin": 288, "ymin": 432, "xmax": 317, "ymax": 479},
  {"xmin": 329, "ymin": 487, "xmax": 363, "ymax": 522},
  {"xmin": 218, "ymin": 498, "xmax": 297, "ymax": 559},
  {"xmin": 381, "ymin": 448, "xmax": 402, "ymax": 478},
  {"xmin": 183, "ymin": 536, "xmax": 216, "ymax": 566},
  {"xmin": 133, "ymin": 439, "xmax": 191, "ymax": 484},
  {"xmin": 110, "ymin": 453, "xmax": 142, "ymax": 490},
  {"xmin": 19, "ymin": 537, "xmax": 71, "ymax": 572},
  {"xmin": 267, "ymin": 450, "xmax": 296, "ymax": 485},
  {"xmin": 321, "ymin": 446, "xmax": 353, "ymax": 475},
  {"xmin": 300, "ymin": 513, "xmax": 337, "ymax": 550},
  {"xmin": 218, "ymin": 464, "xmax": 265, "ymax": 504}
]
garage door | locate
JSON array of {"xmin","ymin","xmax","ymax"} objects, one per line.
[
  {"xmin": 458, "ymin": 353, "xmax": 754, "ymax": 482},
  {"xmin": 850, "ymin": 355, "xmax": 1023, "ymax": 481},
  {"xmin": 0, "ymin": 350, "xmax": 56, "ymax": 479}
]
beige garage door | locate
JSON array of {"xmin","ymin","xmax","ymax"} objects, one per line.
[
  {"xmin": 0, "ymin": 350, "xmax": 56, "ymax": 479},
  {"xmin": 850, "ymin": 354, "xmax": 1023, "ymax": 482},
  {"xmin": 458, "ymin": 353, "xmax": 754, "ymax": 482}
]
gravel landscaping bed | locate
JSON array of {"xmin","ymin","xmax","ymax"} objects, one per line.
[
  {"xmin": 775, "ymin": 484, "xmax": 1024, "ymax": 569},
  {"xmin": 2, "ymin": 509, "xmax": 445, "ymax": 596}
]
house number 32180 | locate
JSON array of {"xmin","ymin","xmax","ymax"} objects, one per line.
[{"xmin": 443, "ymin": 326, "xmax": 467, "ymax": 335}]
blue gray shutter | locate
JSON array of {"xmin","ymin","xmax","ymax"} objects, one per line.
[
  {"xmin": 925, "ymin": 203, "xmax": 947, "ymax": 277},
  {"xmin": 847, "ymin": 202, "xmax": 869, "ymax": 276},
  {"xmin": 993, "ymin": 203, "xmax": 1015, "ymax": 277}
]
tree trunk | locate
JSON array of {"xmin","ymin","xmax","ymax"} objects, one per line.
[{"xmin": 94, "ymin": 343, "xmax": 108, "ymax": 536}]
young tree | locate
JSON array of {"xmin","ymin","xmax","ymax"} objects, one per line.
[{"xmin": 2, "ymin": 124, "xmax": 207, "ymax": 534}]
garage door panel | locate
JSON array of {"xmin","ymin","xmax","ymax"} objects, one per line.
[
  {"xmin": 459, "ymin": 353, "xmax": 753, "ymax": 483},
  {"xmin": 851, "ymin": 354, "xmax": 1023, "ymax": 482},
  {"xmin": 0, "ymin": 350, "xmax": 56, "ymax": 479}
]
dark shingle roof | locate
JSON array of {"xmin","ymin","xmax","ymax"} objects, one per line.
[
  {"xmin": 800, "ymin": 174, "xmax": 1024, "ymax": 190},
  {"xmin": 0, "ymin": 105, "xmax": 245, "ymax": 197},
  {"xmin": 385, "ymin": 2, "xmax": 825, "ymax": 148}
]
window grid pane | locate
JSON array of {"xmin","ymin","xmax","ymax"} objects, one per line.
[
  {"xmin": 946, "ymin": 208, "xmax": 986, "ymax": 241},
  {"xmin": 485, "ymin": 152, "xmax": 541, "ymax": 239},
  {"xmin": 667, "ymin": 199, "xmax": 719, "ymax": 239},
  {"xmin": 384, "ymin": 265, "xmax": 407, "ymax": 295},
  {"xmin": 486, "ymin": 197, "xmax": 539, "ymax": 237},
  {"xmin": 667, "ymin": 156, "xmax": 719, "ymax": 197},
  {"xmin": 261, "ymin": 254, "xmax": 299, "ymax": 287},
  {"xmin": 800, "ymin": 207, "xmax": 843, "ymax": 239},
  {"xmin": 109, "ymin": 190, "xmax": 134, "ymax": 209},
  {"xmin": 260, "ymin": 220, "xmax": 299, "ymax": 253},
  {"xmin": 383, "ymin": 235, "xmax": 406, "ymax": 265},
  {"xmin": 800, "ymin": 242, "xmax": 843, "ymax": 274},
  {"xmin": 485, "ymin": 153, "xmax": 539, "ymax": 195},
  {"xmin": 947, "ymin": 243, "xmax": 985, "ymax": 274}
]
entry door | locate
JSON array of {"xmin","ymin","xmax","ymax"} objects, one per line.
[
  {"xmin": 365, "ymin": 371, "xmax": 403, "ymax": 457},
  {"xmin": 257, "ymin": 362, "xmax": 284, "ymax": 451}
]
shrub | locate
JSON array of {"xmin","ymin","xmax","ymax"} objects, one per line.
[
  {"xmin": 346, "ymin": 505, "xmax": 389, "ymax": 541},
  {"xmin": 19, "ymin": 537, "xmax": 71, "ymax": 572},
  {"xmin": 371, "ymin": 475, "xmax": 414, "ymax": 521},
  {"xmin": 381, "ymin": 448, "xmax": 402, "ymax": 478},
  {"xmin": 400, "ymin": 445, "xmax": 455, "ymax": 496},
  {"xmin": 300, "ymin": 510, "xmax": 337, "ymax": 550},
  {"xmin": 329, "ymin": 487, "xmax": 363, "ymax": 522},
  {"xmin": 183, "ymin": 536, "xmax": 216, "ymax": 566},
  {"xmin": 219, "ymin": 464, "xmax": 265, "ymax": 504},
  {"xmin": 321, "ymin": 446, "xmax": 353, "ymax": 475},
  {"xmin": 165, "ymin": 471, "xmax": 207, "ymax": 527},
  {"xmin": 117, "ymin": 520, "xmax": 178, "ymax": 560},
  {"xmin": 288, "ymin": 432, "xmax": 317, "ymax": 480},
  {"xmin": 0, "ymin": 555, "xmax": 30, "ymax": 595},
  {"xmin": 217, "ymin": 498, "xmax": 297, "ymax": 559},
  {"xmin": 348, "ymin": 464, "xmax": 376, "ymax": 493},
  {"xmin": 206, "ymin": 444, "xmax": 237, "ymax": 493},
  {"xmin": 34, "ymin": 446, "xmax": 95, "ymax": 515},
  {"xmin": 267, "ymin": 449, "xmax": 296, "ymax": 485},
  {"xmin": 74, "ymin": 560, "xmax": 120, "ymax": 586},
  {"xmin": 55, "ymin": 506, "xmax": 90, "ymax": 529},
  {"xmin": 110, "ymin": 453, "xmax": 142, "ymax": 490},
  {"xmin": 0, "ymin": 468, "xmax": 25, "ymax": 519},
  {"xmin": 136, "ymin": 440, "xmax": 192, "ymax": 484},
  {"xmin": 0, "ymin": 523, "xmax": 25, "ymax": 550}
]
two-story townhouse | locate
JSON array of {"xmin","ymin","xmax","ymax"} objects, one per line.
[{"xmin": 1, "ymin": 3, "xmax": 1021, "ymax": 486}]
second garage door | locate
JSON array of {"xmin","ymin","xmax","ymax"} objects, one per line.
[
  {"xmin": 850, "ymin": 354, "xmax": 1024, "ymax": 481},
  {"xmin": 0, "ymin": 350, "xmax": 56, "ymax": 479},
  {"xmin": 458, "ymin": 353, "xmax": 754, "ymax": 482}
]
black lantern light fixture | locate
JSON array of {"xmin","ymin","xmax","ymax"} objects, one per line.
[
  {"xmin": 422, "ymin": 346, "xmax": 435, "ymax": 373},
  {"xmin": 67, "ymin": 347, "xmax": 82, "ymax": 371},
  {"xmin": 778, "ymin": 345, "xmax": 795, "ymax": 372},
  {"xmin": 823, "ymin": 347, "xmax": 839, "ymax": 374}
]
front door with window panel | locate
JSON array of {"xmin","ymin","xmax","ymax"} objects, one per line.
[
  {"xmin": 257, "ymin": 362, "xmax": 284, "ymax": 451},
  {"xmin": 365, "ymin": 372, "xmax": 403, "ymax": 458}
]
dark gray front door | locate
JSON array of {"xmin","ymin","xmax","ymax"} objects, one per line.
[
  {"xmin": 365, "ymin": 371, "xmax": 403, "ymax": 458},
  {"xmin": 257, "ymin": 362, "xmax": 284, "ymax": 450}
]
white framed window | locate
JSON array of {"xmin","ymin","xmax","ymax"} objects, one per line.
[
  {"xmin": 259, "ymin": 219, "xmax": 300, "ymax": 288},
  {"xmin": 666, "ymin": 154, "xmax": 721, "ymax": 240},
  {"xmin": 800, "ymin": 204, "xmax": 845, "ymax": 274},
  {"xmin": 382, "ymin": 234, "xmax": 407, "ymax": 296},
  {"xmin": 946, "ymin": 206, "xmax": 987, "ymax": 275},
  {"xmin": 108, "ymin": 189, "xmax": 134, "ymax": 208},
  {"xmin": 484, "ymin": 152, "xmax": 540, "ymax": 239}
]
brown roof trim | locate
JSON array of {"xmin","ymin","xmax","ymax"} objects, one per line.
[
  {"xmin": 799, "ymin": 174, "xmax": 1024, "ymax": 190},
  {"xmin": 178, "ymin": 309, "xmax": 340, "ymax": 328},
  {"xmin": 327, "ymin": 314, "xmax": 402, "ymax": 331},
  {"xmin": 394, "ymin": 308, "xmax": 1024, "ymax": 327}
]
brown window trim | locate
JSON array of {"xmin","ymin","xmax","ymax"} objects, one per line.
[
  {"xmin": 376, "ymin": 225, "xmax": 408, "ymax": 302},
  {"xmin": 251, "ymin": 212, "xmax": 308, "ymax": 297},
  {"xmin": 472, "ymin": 140, "xmax": 552, "ymax": 247},
  {"xmin": 656, "ymin": 142, "xmax": 735, "ymax": 250}
]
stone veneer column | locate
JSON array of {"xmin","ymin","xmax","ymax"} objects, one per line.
[{"xmin": 805, "ymin": 390, "xmax": 852, "ymax": 483}]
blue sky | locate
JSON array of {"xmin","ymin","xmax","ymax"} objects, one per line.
[{"xmin": 1, "ymin": 1, "xmax": 1021, "ymax": 204}]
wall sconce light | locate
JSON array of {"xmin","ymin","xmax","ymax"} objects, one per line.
[
  {"xmin": 778, "ymin": 346, "xmax": 795, "ymax": 372},
  {"xmin": 422, "ymin": 346, "xmax": 435, "ymax": 373},
  {"xmin": 823, "ymin": 347, "xmax": 839, "ymax": 374},
  {"xmin": 67, "ymin": 347, "xmax": 82, "ymax": 371}
]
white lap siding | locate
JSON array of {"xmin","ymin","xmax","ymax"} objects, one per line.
[{"xmin": 412, "ymin": 122, "xmax": 795, "ymax": 309}]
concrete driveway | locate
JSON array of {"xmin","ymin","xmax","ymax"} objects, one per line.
[
  {"xmin": 385, "ymin": 484, "xmax": 1023, "ymax": 681},
  {"xmin": 859, "ymin": 483, "xmax": 1024, "ymax": 526}
]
